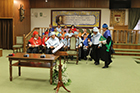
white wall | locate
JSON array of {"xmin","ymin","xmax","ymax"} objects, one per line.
[{"xmin": 31, "ymin": 8, "xmax": 128, "ymax": 30}]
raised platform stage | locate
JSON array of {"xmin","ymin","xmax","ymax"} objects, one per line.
[{"xmin": 113, "ymin": 43, "xmax": 140, "ymax": 56}]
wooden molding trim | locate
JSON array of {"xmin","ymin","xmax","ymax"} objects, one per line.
[{"xmin": 0, "ymin": 17, "xmax": 13, "ymax": 19}]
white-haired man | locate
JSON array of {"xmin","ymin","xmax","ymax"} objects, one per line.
[
  {"xmin": 90, "ymin": 27, "xmax": 102, "ymax": 65},
  {"xmin": 45, "ymin": 32, "xmax": 60, "ymax": 54}
]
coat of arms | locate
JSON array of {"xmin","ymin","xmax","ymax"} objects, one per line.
[
  {"xmin": 110, "ymin": 10, "xmax": 125, "ymax": 26},
  {"xmin": 115, "ymin": 15, "xmax": 121, "ymax": 23}
]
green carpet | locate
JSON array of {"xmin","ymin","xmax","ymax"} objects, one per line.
[{"xmin": 0, "ymin": 50, "xmax": 140, "ymax": 93}]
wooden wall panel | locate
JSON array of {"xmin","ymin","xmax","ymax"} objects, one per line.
[
  {"xmin": 0, "ymin": 0, "xmax": 31, "ymax": 45},
  {"xmin": 89, "ymin": 0, "xmax": 96, "ymax": 8},
  {"xmin": 95, "ymin": 0, "xmax": 109, "ymax": 8},
  {"xmin": 30, "ymin": 0, "xmax": 140, "ymax": 8},
  {"xmin": 30, "ymin": 0, "xmax": 109, "ymax": 8},
  {"xmin": 131, "ymin": 0, "xmax": 140, "ymax": 8},
  {"xmin": 13, "ymin": 0, "xmax": 30, "ymax": 44},
  {"xmin": 0, "ymin": 0, "xmax": 13, "ymax": 17},
  {"xmin": 74, "ymin": 0, "xmax": 88, "ymax": 8}
]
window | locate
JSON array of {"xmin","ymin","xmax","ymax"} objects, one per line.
[{"xmin": 134, "ymin": 19, "xmax": 140, "ymax": 30}]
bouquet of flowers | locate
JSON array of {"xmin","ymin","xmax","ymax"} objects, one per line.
[{"xmin": 52, "ymin": 62, "xmax": 71, "ymax": 86}]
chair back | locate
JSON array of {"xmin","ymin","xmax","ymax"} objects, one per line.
[
  {"xmin": 16, "ymin": 36, "xmax": 23, "ymax": 45},
  {"xmin": 70, "ymin": 35, "xmax": 76, "ymax": 50}
]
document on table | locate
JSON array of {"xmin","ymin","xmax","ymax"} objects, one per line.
[{"xmin": 52, "ymin": 43, "xmax": 64, "ymax": 54}]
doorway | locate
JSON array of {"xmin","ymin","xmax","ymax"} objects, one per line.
[{"xmin": 0, "ymin": 19, "xmax": 13, "ymax": 49}]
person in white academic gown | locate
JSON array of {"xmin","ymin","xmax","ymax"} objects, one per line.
[
  {"xmin": 63, "ymin": 33, "xmax": 70, "ymax": 49},
  {"xmin": 45, "ymin": 32, "xmax": 60, "ymax": 54},
  {"xmin": 58, "ymin": 33, "xmax": 64, "ymax": 43},
  {"xmin": 56, "ymin": 24, "xmax": 62, "ymax": 32},
  {"xmin": 90, "ymin": 27, "xmax": 102, "ymax": 65},
  {"xmin": 58, "ymin": 33, "xmax": 65, "ymax": 51}
]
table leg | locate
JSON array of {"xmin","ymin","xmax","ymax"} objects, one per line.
[
  {"xmin": 9, "ymin": 59, "xmax": 12, "ymax": 81},
  {"xmin": 18, "ymin": 60, "xmax": 21, "ymax": 76},
  {"xmin": 19, "ymin": 48, "xmax": 21, "ymax": 53},
  {"xmin": 50, "ymin": 62, "xmax": 53, "ymax": 84}
]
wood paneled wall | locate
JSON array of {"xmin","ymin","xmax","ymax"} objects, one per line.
[
  {"xmin": 0, "ymin": 0, "xmax": 13, "ymax": 17},
  {"xmin": 131, "ymin": 0, "xmax": 140, "ymax": 8},
  {"xmin": 0, "ymin": 0, "xmax": 31, "ymax": 45},
  {"xmin": 30, "ymin": 0, "xmax": 109, "ymax": 8},
  {"xmin": 30, "ymin": 0, "xmax": 140, "ymax": 8},
  {"xmin": 13, "ymin": 0, "xmax": 30, "ymax": 44}
]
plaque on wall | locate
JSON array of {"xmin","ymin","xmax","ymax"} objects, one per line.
[
  {"xmin": 110, "ymin": 10, "xmax": 125, "ymax": 27},
  {"xmin": 51, "ymin": 10, "xmax": 101, "ymax": 28},
  {"xmin": 40, "ymin": 12, "xmax": 43, "ymax": 17},
  {"xmin": 34, "ymin": 12, "xmax": 38, "ymax": 18}
]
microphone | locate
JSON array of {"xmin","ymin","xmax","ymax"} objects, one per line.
[
  {"xmin": 8, "ymin": 53, "xmax": 15, "ymax": 56},
  {"xmin": 40, "ymin": 55, "xmax": 46, "ymax": 58},
  {"xmin": 23, "ymin": 54, "xmax": 29, "ymax": 57}
]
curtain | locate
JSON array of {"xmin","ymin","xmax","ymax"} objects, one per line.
[
  {"xmin": 0, "ymin": 19, "xmax": 13, "ymax": 49},
  {"xmin": 128, "ymin": 8, "xmax": 140, "ymax": 29}
]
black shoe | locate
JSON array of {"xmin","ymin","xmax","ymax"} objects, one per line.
[
  {"xmin": 84, "ymin": 57, "xmax": 87, "ymax": 60},
  {"xmin": 79, "ymin": 57, "xmax": 81, "ymax": 61},
  {"xmin": 71, "ymin": 56, "xmax": 73, "ymax": 60},
  {"xmin": 102, "ymin": 66, "xmax": 109, "ymax": 68},
  {"xmin": 89, "ymin": 58, "xmax": 92, "ymax": 61},
  {"xmin": 95, "ymin": 62, "xmax": 100, "ymax": 65}
]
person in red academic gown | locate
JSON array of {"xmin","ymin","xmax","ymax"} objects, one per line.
[
  {"xmin": 70, "ymin": 25, "xmax": 77, "ymax": 33},
  {"xmin": 27, "ymin": 31, "xmax": 42, "ymax": 53},
  {"xmin": 42, "ymin": 31, "xmax": 49, "ymax": 53},
  {"xmin": 42, "ymin": 31, "xmax": 49, "ymax": 46}
]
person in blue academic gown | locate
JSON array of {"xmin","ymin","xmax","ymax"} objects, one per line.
[
  {"xmin": 63, "ymin": 33, "xmax": 70, "ymax": 49},
  {"xmin": 49, "ymin": 24, "xmax": 54, "ymax": 32},
  {"xmin": 81, "ymin": 34, "xmax": 90, "ymax": 60},
  {"xmin": 99, "ymin": 23, "xmax": 113, "ymax": 68},
  {"xmin": 58, "ymin": 33, "xmax": 64, "ymax": 51},
  {"xmin": 81, "ymin": 33, "xmax": 93, "ymax": 61}
]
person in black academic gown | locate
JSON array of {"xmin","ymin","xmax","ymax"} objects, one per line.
[
  {"xmin": 99, "ymin": 23, "xmax": 113, "ymax": 68},
  {"xmin": 90, "ymin": 27, "xmax": 102, "ymax": 65}
]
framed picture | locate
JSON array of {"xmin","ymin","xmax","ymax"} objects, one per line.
[{"xmin": 51, "ymin": 10, "xmax": 101, "ymax": 28}]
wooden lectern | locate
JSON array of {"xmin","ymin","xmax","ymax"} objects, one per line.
[{"xmin": 54, "ymin": 51, "xmax": 71, "ymax": 93}]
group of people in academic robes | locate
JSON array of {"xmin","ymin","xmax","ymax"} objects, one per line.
[
  {"xmin": 89, "ymin": 24, "xmax": 113, "ymax": 68},
  {"xmin": 27, "ymin": 23, "xmax": 113, "ymax": 68}
]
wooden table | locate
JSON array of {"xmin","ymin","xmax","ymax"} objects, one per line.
[
  {"xmin": 0, "ymin": 49, "xmax": 2, "ymax": 57},
  {"xmin": 54, "ymin": 51, "xmax": 71, "ymax": 93},
  {"xmin": 7, "ymin": 53, "xmax": 59, "ymax": 84}
]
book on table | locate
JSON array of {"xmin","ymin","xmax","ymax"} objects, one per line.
[{"xmin": 52, "ymin": 43, "xmax": 64, "ymax": 54}]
